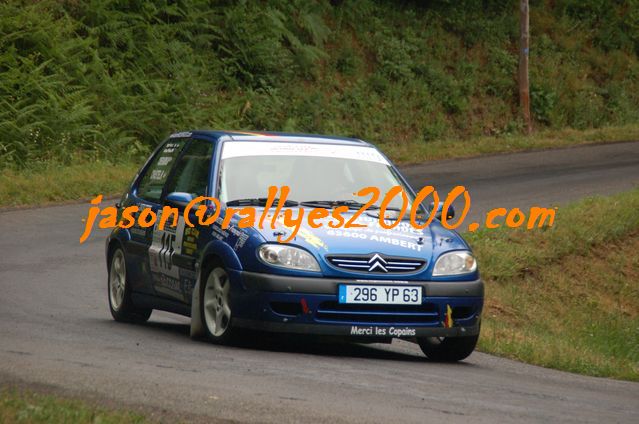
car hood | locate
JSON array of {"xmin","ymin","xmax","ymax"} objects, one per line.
[{"xmin": 251, "ymin": 208, "xmax": 469, "ymax": 263}]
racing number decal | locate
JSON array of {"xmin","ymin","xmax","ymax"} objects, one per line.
[
  {"xmin": 158, "ymin": 232, "xmax": 176, "ymax": 271},
  {"xmin": 149, "ymin": 211, "xmax": 185, "ymax": 279}
]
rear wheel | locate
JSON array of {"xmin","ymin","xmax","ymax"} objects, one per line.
[
  {"xmin": 200, "ymin": 265, "xmax": 237, "ymax": 344},
  {"xmin": 418, "ymin": 334, "xmax": 479, "ymax": 362},
  {"xmin": 108, "ymin": 248, "xmax": 152, "ymax": 323}
]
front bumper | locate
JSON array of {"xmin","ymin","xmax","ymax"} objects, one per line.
[{"xmin": 231, "ymin": 271, "xmax": 483, "ymax": 339}]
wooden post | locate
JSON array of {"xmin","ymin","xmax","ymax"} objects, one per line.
[{"xmin": 519, "ymin": 0, "xmax": 532, "ymax": 134}]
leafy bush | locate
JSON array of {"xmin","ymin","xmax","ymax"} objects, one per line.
[
  {"xmin": 373, "ymin": 32, "xmax": 417, "ymax": 82},
  {"xmin": 530, "ymin": 85, "xmax": 557, "ymax": 125}
]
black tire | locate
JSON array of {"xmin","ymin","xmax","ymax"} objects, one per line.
[
  {"xmin": 418, "ymin": 334, "xmax": 479, "ymax": 362},
  {"xmin": 108, "ymin": 247, "xmax": 152, "ymax": 323},
  {"xmin": 199, "ymin": 263, "xmax": 238, "ymax": 344}
]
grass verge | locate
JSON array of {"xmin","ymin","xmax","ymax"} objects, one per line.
[
  {"xmin": 0, "ymin": 388, "xmax": 146, "ymax": 424},
  {"xmin": 0, "ymin": 162, "xmax": 138, "ymax": 208},
  {"xmin": 385, "ymin": 124, "xmax": 639, "ymax": 164},
  {"xmin": 469, "ymin": 188, "xmax": 639, "ymax": 381},
  {"xmin": 2, "ymin": 125, "xmax": 638, "ymax": 208}
]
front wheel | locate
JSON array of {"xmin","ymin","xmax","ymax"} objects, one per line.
[
  {"xmin": 418, "ymin": 334, "xmax": 479, "ymax": 362},
  {"xmin": 108, "ymin": 248, "xmax": 152, "ymax": 323},
  {"xmin": 200, "ymin": 265, "xmax": 238, "ymax": 344}
]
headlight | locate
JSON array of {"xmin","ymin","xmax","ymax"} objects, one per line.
[
  {"xmin": 432, "ymin": 251, "xmax": 477, "ymax": 276},
  {"xmin": 258, "ymin": 244, "xmax": 320, "ymax": 272}
]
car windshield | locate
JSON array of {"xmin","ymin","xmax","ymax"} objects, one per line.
[{"xmin": 218, "ymin": 141, "xmax": 415, "ymax": 210}]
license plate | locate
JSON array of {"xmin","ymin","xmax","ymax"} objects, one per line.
[{"xmin": 338, "ymin": 285, "xmax": 422, "ymax": 305}]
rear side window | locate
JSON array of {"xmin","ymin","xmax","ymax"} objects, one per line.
[
  {"xmin": 164, "ymin": 139, "xmax": 214, "ymax": 197},
  {"xmin": 137, "ymin": 139, "xmax": 187, "ymax": 202}
]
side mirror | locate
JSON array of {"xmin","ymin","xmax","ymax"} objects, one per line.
[
  {"xmin": 429, "ymin": 201, "xmax": 455, "ymax": 221},
  {"xmin": 165, "ymin": 192, "xmax": 193, "ymax": 209}
]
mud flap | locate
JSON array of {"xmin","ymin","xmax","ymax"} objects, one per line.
[{"xmin": 190, "ymin": 274, "xmax": 206, "ymax": 339}]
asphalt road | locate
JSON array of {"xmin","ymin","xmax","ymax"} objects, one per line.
[
  {"xmin": 402, "ymin": 140, "xmax": 639, "ymax": 224},
  {"xmin": 1, "ymin": 141, "xmax": 638, "ymax": 423}
]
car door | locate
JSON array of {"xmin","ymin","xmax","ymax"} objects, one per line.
[
  {"xmin": 127, "ymin": 137, "xmax": 188, "ymax": 294},
  {"xmin": 147, "ymin": 137, "xmax": 215, "ymax": 303}
]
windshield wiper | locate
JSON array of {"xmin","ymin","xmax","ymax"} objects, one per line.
[
  {"xmin": 225, "ymin": 198, "xmax": 299, "ymax": 207},
  {"xmin": 300, "ymin": 200, "xmax": 380, "ymax": 210}
]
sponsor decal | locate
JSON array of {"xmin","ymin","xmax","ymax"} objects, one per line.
[
  {"xmin": 182, "ymin": 227, "xmax": 200, "ymax": 256},
  {"xmin": 221, "ymin": 141, "xmax": 390, "ymax": 165},
  {"xmin": 296, "ymin": 227, "xmax": 327, "ymax": 250},
  {"xmin": 233, "ymin": 230, "xmax": 249, "ymax": 250},
  {"xmin": 350, "ymin": 326, "xmax": 416, "ymax": 337},
  {"xmin": 157, "ymin": 156, "xmax": 173, "ymax": 166},
  {"xmin": 210, "ymin": 216, "xmax": 249, "ymax": 251},
  {"xmin": 285, "ymin": 225, "xmax": 327, "ymax": 250},
  {"xmin": 150, "ymin": 169, "xmax": 167, "ymax": 181},
  {"xmin": 327, "ymin": 229, "xmax": 425, "ymax": 252}
]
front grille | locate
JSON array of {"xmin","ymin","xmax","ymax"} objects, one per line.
[
  {"xmin": 326, "ymin": 253, "xmax": 426, "ymax": 274},
  {"xmin": 316, "ymin": 301, "xmax": 439, "ymax": 324}
]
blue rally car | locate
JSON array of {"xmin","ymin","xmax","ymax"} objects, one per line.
[{"xmin": 106, "ymin": 130, "xmax": 483, "ymax": 361}]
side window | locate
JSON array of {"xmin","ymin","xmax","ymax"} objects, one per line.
[
  {"xmin": 164, "ymin": 138, "xmax": 214, "ymax": 197},
  {"xmin": 137, "ymin": 139, "xmax": 187, "ymax": 202}
]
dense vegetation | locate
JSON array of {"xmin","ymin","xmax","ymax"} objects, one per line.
[{"xmin": 2, "ymin": 0, "xmax": 639, "ymax": 169}]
